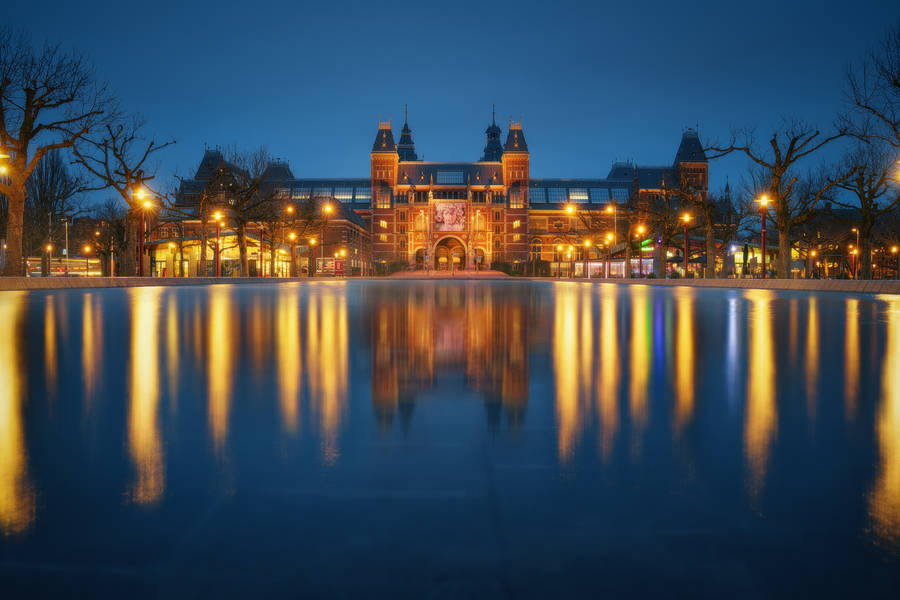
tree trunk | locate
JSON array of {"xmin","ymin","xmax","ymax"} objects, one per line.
[
  {"xmin": 238, "ymin": 223, "xmax": 249, "ymax": 277},
  {"xmin": 3, "ymin": 185, "xmax": 26, "ymax": 276},
  {"xmin": 777, "ymin": 227, "xmax": 791, "ymax": 278},
  {"xmin": 860, "ymin": 229, "xmax": 873, "ymax": 280},
  {"xmin": 198, "ymin": 220, "xmax": 208, "ymax": 277},
  {"xmin": 705, "ymin": 220, "xmax": 715, "ymax": 278}
]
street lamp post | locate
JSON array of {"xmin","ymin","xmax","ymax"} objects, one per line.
[
  {"xmin": 759, "ymin": 195, "xmax": 768, "ymax": 279},
  {"xmin": 636, "ymin": 225, "xmax": 646, "ymax": 278},
  {"xmin": 322, "ymin": 202, "xmax": 334, "ymax": 274},
  {"xmin": 606, "ymin": 203, "xmax": 617, "ymax": 248},
  {"xmin": 681, "ymin": 213, "xmax": 692, "ymax": 278},
  {"xmin": 892, "ymin": 246, "xmax": 899, "ymax": 280},
  {"xmin": 555, "ymin": 244, "xmax": 563, "ymax": 278},
  {"xmin": 809, "ymin": 249, "xmax": 817, "ymax": 279},
  {"xmin": 567, "ymin": 245, "xmax": 574, "ymax": 278},
  {"xmin": 83, "ymin": 245, "xmax": 91, "ymax": 276},
  {"xmin": 308, "ymin": 238, "xmax": 317, "ymax": 277},
  {"xmin": 214, "ymin": 211, "xmax": 222, "ymax": 277},
  {"xmin": 584, "ymin": 239, "xmax": 592, "ymax": 278},
  {"xmin": 605, "ymin": 233, "xmax": 614, "ymax": 278},
  {"xmin": 288, "ymin": 232, "xmax": 297, "ymax": 277}
]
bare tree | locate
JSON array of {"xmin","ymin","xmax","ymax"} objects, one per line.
[
  {"xmin": 24, "ymin": 147, "xmax": 83, "ymax": 274},
  {"xmin": 72, "ymin": 117, "xmax": 174, "ymax": 275},
  {"xmin": 830, "ymin": 142, "xmax": 900, "ymax": 279},
  {"xmin": 91, "ymin": 198, "xmax": 127, "ymax": 276},
  {"xmin": 847, "ymin": 24, "xmax": 900, "ymax": 148},
  {"xmin": 0, "ymin": 29, "xmax": 114, "ymax": 275},
  {"xmin": 708, "ymin": 119, "xmax": 851, "ymax": 277}
]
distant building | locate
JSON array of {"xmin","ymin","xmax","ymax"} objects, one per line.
[{"xmin": 149, "ymin": 113, "xmax": 710, "ymax": 276}]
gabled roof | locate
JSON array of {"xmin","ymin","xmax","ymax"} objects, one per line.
[
  {"xmin": 504, "ymin": 122, "xmax": 528, "ymax": 153},
  {"xmin": 674, "ymin": 129, "xmax": 707, "ymax": 164},
  {"xmin": 397, "ymin": 114, "xmax": 418, "ymax": 161},
  {"xmin": 264, "ymin": 161, "xmax": 294, "ymax": 181},
  {"xmin": 636, "ymin": 166, "xmax": 679, "ymax": 190},
  {"xmin": 372, "ymin": 123, "xmax": 397, "ymax": 153}
]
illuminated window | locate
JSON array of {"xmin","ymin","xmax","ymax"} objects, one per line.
[
  {"xmin": 530, "ymin": 240, "xmax": 542, "ymax": 261},
  {"xmin": 314, "ymin": 187, "xmax": 331, "ymax": 198},
  {"xmin": 379, "ymin": 219, "xmax": 388, "ymax": 229},
  {"xmin": 334, "ymin": 187, "xmax": 352, "ymax": 202},
  {"xmin": 494, "ymin": 238, "xmax": 501, "ymax": 250},
  {"xmin": 513, "ymin": 234, "xmax": 521, "ymax": 242},
  {"xmin": 509, "ymin": 189, "xmax": 524, "ymax": 209},
  {"xmin": 354, "ymin": 187, "xmax": 371, "ymax": 201},
  {"xmin": 513, "ymin": 220, "xmax": 521, "ymax": 229},
  {"xmin": 379, "ymin": 234, "xmax": 387, "ymax": 242},
  {"xmin": 292, "ymin": 187, "xmax": 311, "ymax": 200},
  {"xmin": 529, "ymin": 187, "xmax": 546, "ymax": 203},
  {"xmin": 436, "ymin": 171, "xmax": 464, "ymax": 184},
  {"xmin": 569, "ymin": 188, "xmax": 588, "ymax": 203}
]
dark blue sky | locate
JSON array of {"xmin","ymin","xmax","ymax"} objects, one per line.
[{"xmin": 10, "ymin": 0, "xmax": 899, "ymax": 195}]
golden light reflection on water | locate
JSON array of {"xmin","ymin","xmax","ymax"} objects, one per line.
[
  {"xmin": 307, "ymin": 287, "xmax": 348, "ymax": 464},
  {"xmin": 806, "ymin": 298, "xmax": 819, "ymax": 419},
  {"xmin": 277, "ymin": 286, "xmax": 301, "ymax": 433},
  {"xmin": 44, "ymin": 296, "xmax": 57, "ymax": 395},
  {"xmin": 598, "ymin": 289, "xmax": 618, "ymax": 461},
  {"xmin": 208, "ymin": 286, "xmax": 233, "ymax": 452},
  {"xmin": 554, "ymin": 284, "xmax": 582, "ymax": 462},
  {"xmin": 166, "ymin": 294, "xmax": 179, "ymax": 407},
  {"xmin": 870, "ymin": 298, "xmax": 900, "ymax": 544},
  {"xmin": 127, "ymin": 287, "xmax": 164, "ymax": 505},
  {"xmin": 673, "ymin": 289, "xmax": 695, "ymax": 433},
  {"xmin": 629, "ymin": 288, "xmax": 650, "ymax": 459},
  {"xmin": 744, "ymin": 289, "xmax": 776, "ymax": 504},
  {"xmin": 0, "ymin": 293, "xmax": 35, "ymax": 535},
  {"xmin": 845, "ymin": 299, "xmax": 860, "ymax": 420},
  {"xmin": 82, "ymin": 293, "xmax": 102, "ymax": 404}
]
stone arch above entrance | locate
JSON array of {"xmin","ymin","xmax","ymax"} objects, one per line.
[{"xmin": 433, "ymin": 236, "xmax": 467, "ymax": 271}]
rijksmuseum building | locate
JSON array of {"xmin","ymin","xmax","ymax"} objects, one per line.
[{"xmin": 154, "ymin": 112, "xmax": 708, "ymax": 276}]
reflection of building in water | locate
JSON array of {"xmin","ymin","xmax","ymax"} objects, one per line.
[
  {"xmin": 870, "ymin": 298, "xmax": 900, "ymax": 544},
  {"xmin": 0, "ymin": 293, "xmax": 35, "ymax": 535},
  {"xmin": 369, "ymin": 284, "xmax": 528, "ymax": 432}
]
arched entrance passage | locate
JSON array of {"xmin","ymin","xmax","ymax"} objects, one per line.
[{"xmin": 434, "ymin": 237, "xmax": 466, "ymax": 271}]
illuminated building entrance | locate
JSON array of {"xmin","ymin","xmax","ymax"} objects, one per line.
[{"xmin": 434, "ymin": 237, "xmax": 466, "ymax": 270}]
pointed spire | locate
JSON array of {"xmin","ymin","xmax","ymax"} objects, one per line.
[
  {"xmin": 481, "ymin": 103, "xmax": 503, "ymax": 162},
  {"xmin": 398, "ymin": 104, "xmax": 417, "ymax": 161}
]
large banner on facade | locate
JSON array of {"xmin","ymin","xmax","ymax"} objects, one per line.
[{"xmin": 434, "ymin": 202, "xmax": 466, "ymax": 232}]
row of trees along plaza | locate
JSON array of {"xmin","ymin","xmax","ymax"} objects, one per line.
[{"xmin": 1, "ymin": 26, "xmax": 899, "ymax": 279}]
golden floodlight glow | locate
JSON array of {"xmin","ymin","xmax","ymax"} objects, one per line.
[
  {"xmin": 143, "ymin": 201, "xmax": 152, "ymax": 210},
  {"xmin": 134, "ymin": 186, "xmax": 147, "ymax": 200},
  {"xmin": 606, "ymin": 205, "xmax": 614, "ymax": 213},
  {"xmin": 892, "ymin": 246, "xmax": 899, "ymax": 254},
  {"xmin": 83, "ymin": 245, "xmax": 91, "ymax": 254},
  {"xmin": 606, "ymin": 233, "xmax": 613, "ymax": 242},
  {"xmin": 288, "ymin": 232, "xmax": 296, "ymax": 241},
  {"xmin": 810, "ymin": 250, "xmax": 817, "ymax": 257},
  {"xmin": 340, "ymin": 249, "xmax": 346, "ymax": 257},
  {"xmin": 168, "ymin": 242, "xmax": 175, "ymax": 249},
  {"xmin": 45, "ymin": 244, "xmax": 52, "ymax": 252},
  {"xmin": 584, "ymin": 240, "xmax": 591, "ymax": 247},
  {"xmin": 565, "ymin": 204, "xmax": 574, "ymax": 214},
  {"xmin": 310, "ymin": 238, "xmax": 317, "ymax": 246},
  {"xmin": 323, "ymin": 203, "xmax": 334, "ymax": 215},
  {"xmin": 759, "ymin": 194, "xmax": 769, "ymax": 207},
  {"xmin": 556, "ymin": 244, "xmax": 563, "ymax": 252},
  {"xmin": 682, "ymin": 213, "xmax": 692, "ymax": 223},
  {"xmin": 637, "ymin": 225, "xmax": 646, "ymax": 235},
  {"xmin": 0, "ymin": 165, "xmax": 8, "ymax": 175},
  {"xmin": 213, "ymin": 211, "xmax": 222, "ymax": 221},
  {"xmin": 286, "ymin": 205, "xmax": 295, "ymax": 214}
]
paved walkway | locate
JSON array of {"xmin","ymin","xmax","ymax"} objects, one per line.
[{"xmin": 1, "ymin": 275, "xmax": 898, "ymax": 295}]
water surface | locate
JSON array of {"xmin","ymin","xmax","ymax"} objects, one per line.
[{"xmin": 1, "ymin": 281, "xmax": 899, "ymax": 597}]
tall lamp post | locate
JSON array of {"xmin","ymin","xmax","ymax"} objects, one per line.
[
  {"xmin": 605, "ymin": 233, "xmax": 614, "ymax": 278},
  {"xmin": 606, "ymin": 203, "xmax": 617, "ymax": 247},
  {"xmin": 134, "ymin": 186, "xmax": 152, "ymax": 277},
  {"xmin": 213, "ymin": 211, "xmax": 222, "ymax": 277},
  {"xmin": 892, "ymin": 246, "xmax": 899, "ymax": 280},
  {"xmin": 308, "ymin": 238, "xmax": 317, "ymax": 277},
  {"xmin": 288, "ymin": 232, "xmax": 297, "ymax": 277},
  {"xmin": 758, "ymin": 195, "xmax": 769, "ymax": 279},
  {"xmin": 83, "ymin": 245, "xmax": 92, "ymax": 276},
  {"xmin": 636, "ymin": 224, "xmax": 646, "ymax": 278},
  {"xmin": 321, "ymin": 202, "xmax": 334, "ymax": 273},
  {"xmin": 851, "ymin": 227, "xmax": 860, "ymax": 278},
  {"xmin": 681, "ymin": 213, "xmax": 692, "ymax": 278},
  {"xmin": 555, "ymin": 244, "xmax": 563, "ymax": 278},
  {"xmin": 583, "ymin": 239, "xmax": 592, "ymax": 278}
]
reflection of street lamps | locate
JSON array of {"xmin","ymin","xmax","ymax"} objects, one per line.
[
  {"xmin": 636, "ymin": 224, "xmax": 646, "ymax": 278},
  {"xmin": 758, "ymin": 195, "xmax": 768, "ymax": 279},
  {"xmin": 214, "ymin": 211, "xmax": 223, "ymax": 277}
]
